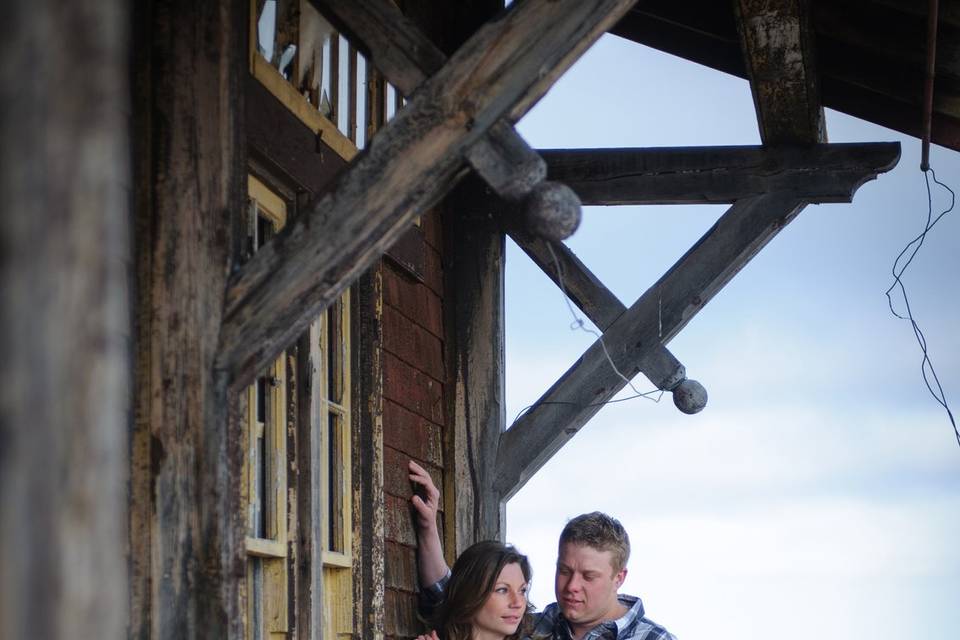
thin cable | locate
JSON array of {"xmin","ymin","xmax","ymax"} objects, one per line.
[
  {"xmin": 511, "ymin": 389, "xmax": 664, "ymax": 425},
  {"xmin": 885, "ymin": 167, "xmax": 959, "ymax": 449},
  {"xmin": 545, "ymin": 242, "xmax": 661, "ymax": 407}
]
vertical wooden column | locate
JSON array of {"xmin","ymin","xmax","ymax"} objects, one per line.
[
  {"xmin": 130, "ymin": 1, "xmax": 246, "ymax": 638},
  {"xmin": 354, "ymin": 266, "xmax": 387, "ymax": 639},
  {"xmin": 444, "ymin": 177, "xmax": 508, "ymax": 550},
  {"xmin": 408, "ymin": 0, "xmax": 509, "ymax": 551},
  {"xmin": 0, "ymin": 1, "xmax": 130, "ymax": 638}
]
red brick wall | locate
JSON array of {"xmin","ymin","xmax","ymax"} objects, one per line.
[{"xmin": 382, "ymin": 211, "xmax": 446, "ymax": 639}]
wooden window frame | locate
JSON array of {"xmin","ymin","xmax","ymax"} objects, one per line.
[{"xmin": 243, "ymin": 175, "xmax": 292, "ymax": 640}]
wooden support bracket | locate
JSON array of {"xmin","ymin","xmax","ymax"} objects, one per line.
[
  {"xmin": 313, "ymin": 0, "xmax": 581, "ymax": 236},
  {"xmin": 540, "ymin": 143, "xmax": 899, "ymax": 205},
  {"xmin": 493, "ymin": 141, "xmax": 900, "ymax": 500},
  {"xmin": 219, "ymin": 0, "xmax": 638, "ymax": 385}
]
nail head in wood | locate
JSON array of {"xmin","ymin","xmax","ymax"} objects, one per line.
[
  {"xmin": 672, "ymin": 378, "xmax": 707, "ymax": 415},
  {"xmin": 523, "ymin": 180, "xmax": 582, "ymax": 241}
]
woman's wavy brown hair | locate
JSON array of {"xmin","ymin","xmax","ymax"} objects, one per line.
[{"xmin": 431, "ymin": 541, "xmax": 534, "ymax": 640}]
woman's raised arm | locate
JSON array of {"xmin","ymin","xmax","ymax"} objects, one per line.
[{"xmin": 408, "ymin": 460, "xmax": 450, "ymax": 587}]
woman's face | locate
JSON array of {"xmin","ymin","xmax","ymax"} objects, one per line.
[{"xmin": 470, "ymin": 562, "xmax": 528, "ymax": 639}]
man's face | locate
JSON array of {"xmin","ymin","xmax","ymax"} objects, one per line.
[{"xmin": 555, "ymin": 542, "xmax": 626, "ymax": 631}]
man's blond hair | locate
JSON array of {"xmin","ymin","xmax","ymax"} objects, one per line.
[{"xmin": 559, "ymin": 512, "xmax": 630, "ymax": 573}]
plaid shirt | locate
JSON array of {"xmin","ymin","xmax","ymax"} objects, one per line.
[
  {"xmin": 422, "ymin": 574, "xmax": 675, "ymax": 640},
  {"xmin": 529, "ymin": 595, "xmax": 676, "ymax": 640}
]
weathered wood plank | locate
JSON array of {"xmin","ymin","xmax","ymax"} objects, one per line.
[
  {"xmin": 312, "ymin": 0, "xmax": 554, "ymax": 203},
  {"xmin": 130, "ymin": 1, "xmax": 246, "ymax": 637},
  {"xmin": 734, "ymin": 0, "xmax": 826, "ymax": 144},
  {"xmin": 219, "ymin": 0, "xmax": 639, "ymax": 385},
  {"xmin": 494, "ymin": 141, "xmax": 899, "ymax": 499},
  {"xmin": 540, "ymin": 143, "xmax": 900, "ymax": 205},
  {"xmin": 0, "ymin": 1, "xmax": 129, "ymax": 638},
  {"xmin": 444, "ymin": 180, "xmax": 508, "ymax": 549},
  {"xmin": 353, "ymin": 266, "xmax": 386, "ymax": 639},
  {"xmin": 509, "ymin": 230, "xmax": 685, "ymax": 390}
]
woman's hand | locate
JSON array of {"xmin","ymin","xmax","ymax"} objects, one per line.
[
  {"xmin": 408, "ymin": 460, "xmax": 440, "ymax": 534},
  {"xmin": 414, "ymin": 631, "xmax": 440, "ymax": 640},
  {"xmin": 408, "ymin": 460, "xmax": 449, "ymax": 587}
]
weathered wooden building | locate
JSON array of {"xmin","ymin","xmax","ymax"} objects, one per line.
[{"xmin": 3, "ymin": 0, "xmax": 955, "ymax": 638}]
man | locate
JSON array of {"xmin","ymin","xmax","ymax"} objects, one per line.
[{"xmin": 409, "ymin": 461, "xmax": 676, "ymax": 640}]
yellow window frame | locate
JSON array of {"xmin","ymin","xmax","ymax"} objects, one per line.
[{"xmin": 243, "ymin": 175, "xmax": 292, "ymax": 639}]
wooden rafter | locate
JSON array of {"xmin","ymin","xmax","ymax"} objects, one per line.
[
  {"xmin": 541, "ymin": 143, "xmax": 898, "ymax": 205},
  {"xmin": 735, "ymin": 0, "xmax": 826, "ymax": 144},
  {"xmin": 494, "ymin": 142, "xmax": 900, "ymax": 500},
  {"xmin": 218, "ymin": 0, "xmax": 639, "ymax": 384}
]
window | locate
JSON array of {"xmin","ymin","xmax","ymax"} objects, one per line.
[
  {"xmin": 243, "ymin": 175, "xmax": 293, "ymax": 639},
  {"xmin": 242, "ymin": 177, "xmax": 355, "ymax": 639},
  {"xmin": 250, "ymin": 0, "xmax": 403, "ymax": 152},
  {"xmin": 320, "ymin": 292, "xmax": 353, "ymax": 639}
]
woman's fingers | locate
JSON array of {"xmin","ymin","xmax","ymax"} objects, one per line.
[{"xmin": 408, "ymin": 460, "xmax": 440, "ymax": 503}]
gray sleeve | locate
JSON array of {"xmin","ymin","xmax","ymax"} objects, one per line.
[{"xmin": 417, "ymin": 569, "xmax": 451, "ymax": 619}]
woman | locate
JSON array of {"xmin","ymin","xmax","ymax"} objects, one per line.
[{"xmin": 410, "ymin": 462, "xmax": 534, "ymax": 640}]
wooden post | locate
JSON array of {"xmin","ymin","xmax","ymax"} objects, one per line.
[
  {"xmin": 129, "ymin": 1, "xmax": 246, "ymax": 637},
  {"xmin": 353, "ymin": 266, "xmax": 387, "ymax": 639},
  {"xmin": 445, "ymin": 179, "xmax": 509, "ymax": 549},
  {"xmin": 0, "ymin": 1, "xmax": 130, "ymax": 638},
  {"xmin": 734, "ymin": 0, "xmax": 826, "ymax": 144},
  {"xmin": 400, "ymin": 0, "xmax": 509, "ymax": 551}
]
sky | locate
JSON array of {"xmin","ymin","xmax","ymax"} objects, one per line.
[{"xmin": 504, "ymin": 34, "xmax": 960, "ymax": 640}]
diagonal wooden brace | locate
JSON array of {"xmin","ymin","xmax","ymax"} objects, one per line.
[
  {"xmin": 313, "ymin": 0, "xmax": 581, "ymax": 239},
  {"xmin": 219, "ymin": 0, "xmax": 639, "ymax": 385},
  {"xmin": 509, "ymin": 229, "xmax": 691, "ymax": 394}
]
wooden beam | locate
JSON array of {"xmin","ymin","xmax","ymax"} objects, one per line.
[
  {"xmin": 734, "ymin": 0, "xmax": 826, "ymax": 144},
  {"xmin": 497, "ymin": 194, "xmax": 803, "ymax": 499},
  {"xmin": 219, "ymin": 0, "xmax": 638, "ymax": 385},
  {"xmin": 444, "ymin": 179, "xmax": 509, "ymax": 549},
  {"xmin": 130, "ymin": 0, "xmax": 246, "ymax": 637},
  {"xmin": 312, "ymin": 0, "xmax": 549, "ymax": 200},
  {"xmin": 494, "ymin": 142, "xmax": 900, "ymax": 499},
  {"xmin": 541, "ymin": 143, "xmax": 901, "ymax": 205},
  {"xmin": 1, "ymin": 1, "xmax": 129, "ymax": 638},
  {"xmin": 508, "ymin": 230, "xmax": 685, "ymax": 390}
]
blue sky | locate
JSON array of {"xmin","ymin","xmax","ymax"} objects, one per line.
[{"xmin": 505, "ymin": 34, "xmax": 960, "ymax": 639}]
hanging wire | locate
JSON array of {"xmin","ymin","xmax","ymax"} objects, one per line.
[
  {"xmin": 510, "ymin": 244, "xmax": 664, "ymax": 425},
  {"xmin": 884, "ymin": 167, "xmax": 959, "ymax": 449}
]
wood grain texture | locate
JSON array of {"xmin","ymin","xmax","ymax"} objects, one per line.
[
  {"xmin": 353, "ymin": 266, "xmax": 386, "ymax": 639},
  {"xmin": 444, "ymin": 181, "xmax": 508, "ymax": 549},
  {"xmin": 541, "ymin": 143, "xmax": 901, "ymax": 204},
  {"xmin": 129, "ymin": 1, "xmax": 246, "ymax": 637},
  {"xmin": 0, "ymin": 1, "xmax": 130, "ymax": 638},
  {"xmin": 734, "ymin": 0, "xmax": 826, "ymax": 143},
  {"xmin": 218, "ymin": 0, "xmax": 639, "ymax": 385}
]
